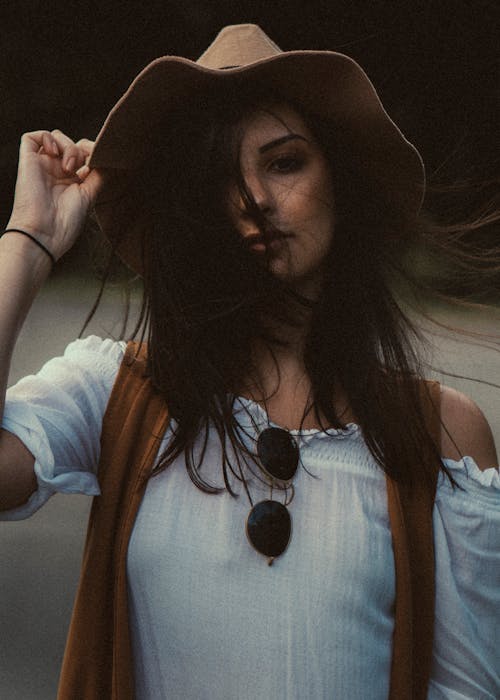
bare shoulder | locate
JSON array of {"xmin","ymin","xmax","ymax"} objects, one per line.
[{"xmin": 439, "ymin": 385, "xmax": 498, "ymax": 470}]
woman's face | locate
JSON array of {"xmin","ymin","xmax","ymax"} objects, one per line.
[{"xmin": 227, "ymin": 104, "xmax": 335, "ymax": 297}]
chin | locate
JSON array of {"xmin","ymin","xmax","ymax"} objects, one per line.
[
  {"xmin": 268, "ymin": 260, "xmax": 290, "ymax": 278},
  {"xmin": 269, "ymin": 267, "xmax": 323, "ymax": 300}
]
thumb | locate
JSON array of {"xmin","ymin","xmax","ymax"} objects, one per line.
[{"xmin": 78, "ymin": 167, "xmax": 104, "ymax": 206}]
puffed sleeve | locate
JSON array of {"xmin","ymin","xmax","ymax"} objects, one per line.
[
  {"xmin": 0, "ymin": 335, "xmax": 125, "ymax": 520},
  {"xmin": 428, "ymin": 457, "xmax": 500, "ymax": 699}
]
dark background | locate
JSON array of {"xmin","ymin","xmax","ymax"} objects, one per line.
[{"xmin": 1, "ymin": 0, "xmax": 499, "ymax": 269}]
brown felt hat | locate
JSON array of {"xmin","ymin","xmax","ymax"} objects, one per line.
[{"xmin": 90, "ymin": 23, "xmax": 425, "ymax": 274}]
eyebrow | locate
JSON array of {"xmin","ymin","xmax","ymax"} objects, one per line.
[{"xmin": 258, "ymin": 133, "xmax": 308, "ymax": 153}]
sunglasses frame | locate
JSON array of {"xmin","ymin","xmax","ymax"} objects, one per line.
[{"xmin": 245, "ymin": 426, "xmax": 300, "ymax": 564}]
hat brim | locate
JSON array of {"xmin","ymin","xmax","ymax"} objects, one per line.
[{"xmin": 90, "ymin": 51, "xmax": 425, "ymax": 273}]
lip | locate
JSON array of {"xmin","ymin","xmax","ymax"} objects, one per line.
[{"xmin": 244, "ymin": 230, "xmax": 292, "ymax": 252}]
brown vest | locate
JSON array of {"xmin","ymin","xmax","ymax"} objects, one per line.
[{"xmin": 57, "ymin": 342, "xmax": 441, "ymax": 699}]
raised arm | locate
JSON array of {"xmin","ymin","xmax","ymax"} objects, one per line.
[{"xmin": 0, "ymin": 130, "xmax": 102, "ymax": 510}]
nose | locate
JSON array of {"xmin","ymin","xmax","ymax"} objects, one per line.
[
  {"xmin": 244, "ymin": 171, "xmax": 273, "ymax": 212},
  {"xmin": 229, "ymin": 174, "xmax": 273, "ymax": 235}
]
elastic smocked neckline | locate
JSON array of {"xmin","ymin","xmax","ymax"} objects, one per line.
[
  {"xmin": 233, "ymin": 395, "xmax": 361, "ymax": 444},
  {"xmin": 233, "ymin": 398, "xmax": 500, "ymax": 484}
]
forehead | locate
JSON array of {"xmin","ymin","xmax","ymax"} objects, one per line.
[{"xmin": 236, "ymin": 103, "xmax": 314, "ymax": 149}]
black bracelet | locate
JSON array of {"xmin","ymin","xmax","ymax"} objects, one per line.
[{"xmin": 2, "ymin": 228, "xmax": 56, "ymax": 266}]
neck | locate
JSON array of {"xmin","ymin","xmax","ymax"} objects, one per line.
[
  {"xmin": 243, "ymin": 314, "xmax": 311, "ymax": 405},
  {"xmin": 237, "ymin": 275, "xmax": 323, "ymax": 401},
  {"xmin": 240, "ymin": 339, "xmax": 354, "ymax": 430}
]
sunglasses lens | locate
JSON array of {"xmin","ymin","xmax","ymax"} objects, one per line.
[
  {"xmin": 257, "ymin": 427, "xmax": 299, "ymax": 481},
  {"xmin": 246, "ymin": 500, "xmax": 291, "ymax": 557}
]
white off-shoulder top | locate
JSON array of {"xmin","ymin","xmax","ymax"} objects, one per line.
[{"xmin": 1, "ymin": 336, "xmax": 499, "ymax": 700}]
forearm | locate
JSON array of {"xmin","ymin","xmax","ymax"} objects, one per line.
[
  {"xmin": 0, "ymin": 130, "xmax": 100, "ymax": 510},
  {"xmin": 0, "ymin": 230, "xmax": 52, "ymax": 422}
]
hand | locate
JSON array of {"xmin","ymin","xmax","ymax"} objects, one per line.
[{"xmin": 7, "ymin": 130, "xmax": 103, "ymax": 261}]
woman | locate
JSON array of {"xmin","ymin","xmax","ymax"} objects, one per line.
[{"xmin": 0, "ymin": 24, "xmax": 499, "ymax": 700}]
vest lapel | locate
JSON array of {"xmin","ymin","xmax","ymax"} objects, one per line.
[
  {"xmin": 57, "ymin": 343, "xmax": 169, "ymax": 700},
  {"xmin": 387, "ymin": 380, "xmax": 441, "ymax": 700}
]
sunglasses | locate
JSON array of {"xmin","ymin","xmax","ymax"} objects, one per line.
[{"xmin": 245, "ymin": 426, "xmax": 300, "ymax": 564}]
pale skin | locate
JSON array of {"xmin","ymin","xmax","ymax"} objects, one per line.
[{"xmin": 0, "ymin": 109, "xmax": 497, "ymax": 510}]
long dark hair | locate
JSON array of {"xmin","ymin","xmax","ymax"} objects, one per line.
[{"xmin": 90, "ymin": 92, "xmax": 500, "ymax": 493}]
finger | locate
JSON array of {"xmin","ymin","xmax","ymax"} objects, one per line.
[
  {"xmin": 20, "ymin": 130, "xmax": 60, "ymax": 156},
  {"xmin": 41, "ymin": 132, "xmax": 59, "ymax": 157},
  {"xmin": 75, "ymin": 138, "xmax": 96, "ymax": 166},
  {"xmin": 80, "ymin": 168, "xmax": 104, "ymax": 206},
  {"xmin": 76, "ymin": 164, "xmax": 90, "ymax": 180},
  {"xmin": 75, "ymin": 138, "xmax": 95, "ymax": 154},
  {"xmin": 50, "ymin": 128, "xmax": 77, "ymax": 148},
  {"xmin": 50, "ymin": 129, "xmax": 86, "ymax": 174}
]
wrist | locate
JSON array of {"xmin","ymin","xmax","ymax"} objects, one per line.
[
  {"xmin": 2, "ymin": 226, "xmax": 56, "ymax": 266},
  {"xmin": 5, "ymin": 217, "xmax": 55, "ymax": 251},
  {"xmin": 0, "ymin": 230, "xmax": 54, "ymax": 280}
]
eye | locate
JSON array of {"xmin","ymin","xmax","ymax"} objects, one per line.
[{"xmin": 269, "ymin": 154, "xmax": 303, "ymax": 174}]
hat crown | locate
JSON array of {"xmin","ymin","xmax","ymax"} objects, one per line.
[{"xmin": 197, "ymin": 24, "xmax": 282, "ymax": 69}]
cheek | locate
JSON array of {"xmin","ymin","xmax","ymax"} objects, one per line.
[
  {"xmin": 303, "ymin": 184, "xmax": 335, "ymax": 239},
  {"xmin": 302, "ymin": 164, "xmax": 335, "ymax": 223},
  {"xmin": 290, "ymin": 182, "xmax": 333, "ymax": 224}
]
